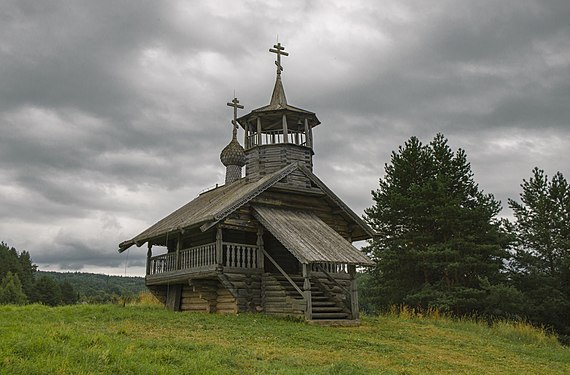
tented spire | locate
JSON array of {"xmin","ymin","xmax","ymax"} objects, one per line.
[{"xmin": 269, "ymin": 42, "xmax": 289, "ymax": 106}]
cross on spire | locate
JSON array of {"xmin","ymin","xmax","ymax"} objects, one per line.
[
  {"xmin": 269, "ymin": 42, "xmax": 289, "ymax": 75},
  {"xmin": 226, "ymin": 97, "xmax": 244, "ymax": 138}
]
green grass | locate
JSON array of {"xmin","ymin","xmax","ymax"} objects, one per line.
[{"xmin": 0, "ymin": 304, "xmax": 568, "ymax": 374}]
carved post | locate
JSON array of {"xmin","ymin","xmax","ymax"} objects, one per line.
[
  {"xmin": 256, "ymin": 226, "xmax": 264, "ymax": 270},
  {"xmin": 176, "ymin": 233, "xmax": 181, "ymax": 270},
  {"xmin": 244, "ymin": 122, "xmax": 248, "ymax": 148},
  {"xmin": 282, "ymin": 114, "xmax": 288, "ymax": 143},
  {"xmin": 256, "ymin": 117, "xmax": 262, "ymax": 146},
  {"xmin": 216, "ymin": 226, "xmax": 223, "ymax": 270},
  {"xmin": 304, "ymin": 118, "xmax": 310, "ymax": 147},
  {"xmin": 348, "ymin": 264, "xmax": 359, "ymax": 320},
  {"xmin": 302, "ymin": 263, "xmax": 312, "ymax": 320},
  {"xmin": 308, "ymin": 124, "xmax": 313, "ymax": 149},
  {"xmin": 146, "ymin": 242, "xmax": 152, "ymax": 275}
]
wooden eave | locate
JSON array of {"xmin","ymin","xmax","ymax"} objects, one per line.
[
  {"xmin": 118, "ymin": 164, "xmax": 299, "ymax": 253},
  {"xmin": 252, "ymin": 205, "xmax": 374, "ymax": 266}
]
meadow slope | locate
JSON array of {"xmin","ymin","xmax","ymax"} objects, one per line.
[{"xmin": 0, "ymin": 304, "xmax": 568, "ymax": 374}]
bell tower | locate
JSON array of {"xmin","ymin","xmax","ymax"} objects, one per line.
[{"xmin": 237, "ymin": 43, "xmax": 321, "ymax": 183}]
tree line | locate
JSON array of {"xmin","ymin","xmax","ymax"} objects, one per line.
[
  {"xmin": 0, "ymin": 243, "xmax": 78, "ymax": 305},
  {"xmin": 0, "ymin": 244, "xmax": 145, "ymax": 305},
  {"xmin": 360, "ymin": 133, "xmax": 569, "ymax": 342}
]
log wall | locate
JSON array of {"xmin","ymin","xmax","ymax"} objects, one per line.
[{"xmin": 245, "ymin": 144, "xmax": 313, "ymax": 187}]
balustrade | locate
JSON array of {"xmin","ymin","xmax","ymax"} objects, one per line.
[
  {"xmin": 247, "ymin": 129, "xmax": 307, "ymax": 147},
  {"xmin": 310, "ymin": 262, "xmax": 348, "ymax": 274},
  {"xmin": 147, "ymin": 241, "xmax": 259, "ymax": 275},
  {"xmin": 222, "ymin": 242, "xmax": 259, "ymax": 269}
]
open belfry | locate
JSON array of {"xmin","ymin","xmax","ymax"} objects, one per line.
[{"xmin": 119, "ymin": 43, "xmax": 375, "ymax": 323}]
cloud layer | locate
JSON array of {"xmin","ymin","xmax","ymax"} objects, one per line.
[{"xmin": 1, "ymin": 0, "xmax": 569, "ymax": 275}]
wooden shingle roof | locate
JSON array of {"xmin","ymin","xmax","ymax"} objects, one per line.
[
  {"xmin": 118, "ymin": 162, "xmax": 376, "ymax": 252},
  {"xmin": 253, "ymin": 205, "xmax": 374, "ymax": 266},
  {"xmin": 118, "ymin": 164, "xmax": 297, "ymax": 252}
]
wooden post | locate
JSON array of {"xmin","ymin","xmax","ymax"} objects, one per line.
[
  {"xmin": 304, "ymin": 118, "xmax": 310, "ymax": 147},
  {"xmin": 256, "ymin": 226, "xmax": 264, "ymax": 270},
  {"xmin": 308, "ymin": 123, "xmax": 313, "ymax": 149},
  {"xmin": 175, "ymin": 233, "xmax": 181, "ymax": 270},
  {"xmin": 348, "ymin": 265, "xmax": 359, "ymax": 320},
  {"xmin": 243, "ymin": 123, "xmax": 248, "ymax": 148},
  {"xmin": 146, "ymin": 243, "xmax": 152, "ymax": 275},
  {"xmin": 282, "ymin": 114, "xmax": 288, "ymax": 143},
  {"xmin": 302, "ymin": 263, "xmax": 312, "ymax": 320},
  {"xmin": 216, "ymin": 226, "xmax": 223, "ymax": 270},
  {"xmin": 256, "ymin": 117, "xmax": 262, "ymax": 146}
]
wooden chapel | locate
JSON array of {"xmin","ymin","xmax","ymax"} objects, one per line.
[{"xmin": 118, "ymin": 43, "xmax": 375, "ymax": 324}]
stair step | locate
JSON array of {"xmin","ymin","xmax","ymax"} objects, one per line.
[
  {"xmin": 312, "ymin": 306, "xmax": 344, "ymax": 313},
  {"xmin": 311, "ymin": 312, "xmax": 350, "ymax": 320},
  {"xmin": 312, "ymin": 301, "xmax": 336, "ymax": 307}
]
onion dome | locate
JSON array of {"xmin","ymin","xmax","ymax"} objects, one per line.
[{"xmin": 220, "ymin": 135, "xmax": 246, "ymax": 167}]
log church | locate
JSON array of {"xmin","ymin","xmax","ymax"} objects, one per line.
[{"xmin": 119, "ymin": 43, "xmax": 375, "ymax": 324}]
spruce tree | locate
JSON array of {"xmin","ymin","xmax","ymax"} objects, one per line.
[
  {"xmin": 32, "ymin": 276, "xmax": 63, "ymax": 306},
  {"xmin": 0, "ymin": 271, "xmax": 27, "ymax": 305},
  {"xmin": 508, "ymin": 168, "xmax": 570, "ymax": 335},
  {"xmin": 364, "ymin": 134, "xmax": 509, "ymax": 315}
]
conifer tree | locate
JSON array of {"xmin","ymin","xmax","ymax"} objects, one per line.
[
  {"xmin": 32, "ymin": 276, "xmax": 62, "ymax": 306},
  {"xmin": 364, "ymin": 134, "xmax": 510, "ymax": 315},
  {"xmin": 508, "ymin": 168, "xmax": 570, "ymax": 335},
  {"xmin": 0, "ymin": 271, "xmax": 27, "ymax": 305}
]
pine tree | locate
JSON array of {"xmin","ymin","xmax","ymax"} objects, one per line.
[
  {"xmin": 60, "ymin": 281, "xmax": 79, "ymax": 305},
  {"xmin": 0, "ymin": 271, "xmax": 28, "ymax": 305},
  {"xmin": 32, "ymin": 276, "xmax": 63, "ymax": 306},
  {"xmin": 508, "ymin": 168, "xmax": 570, "ymax": 335},
  {"xmin": 364, "ymin": 134, "xmax": 510, "ymax": 315}
]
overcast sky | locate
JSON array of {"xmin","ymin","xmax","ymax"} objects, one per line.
[{"xmin": 1, "ymin": 0, "xmax": 569, "ymax": 276}]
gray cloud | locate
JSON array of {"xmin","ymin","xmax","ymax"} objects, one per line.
[{"xmin": 1, "ymin": 0, "xmax": 569, "ymax": 274}]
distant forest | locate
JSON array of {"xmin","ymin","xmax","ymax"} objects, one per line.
[
  {"xmin": 37, "ymin": 271, "xmax": 146, "ymax": 304},
  {"xmin": 0, "ymin": 242, "xmax": 145, "ymax": 305}
]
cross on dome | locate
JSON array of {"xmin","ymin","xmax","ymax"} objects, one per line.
[
  {"xmin": 269, "ymin": 42, "xmax": 289, "ymax": 75},
  {"xmin": 226, "ymin": 97, "xmax": 244, "ymax": 138}
]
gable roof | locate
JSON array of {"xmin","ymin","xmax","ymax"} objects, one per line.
[
  {"xmin": 118, "ymin": 164, "xmax": 297, "ymax": 252},
  {"xmin": 253, "ymin": 205, "xmax": 374, "ymax": 266},
  {"xmin": 118, "ymin": 163, "xmax": 376, "ymax": 252}
]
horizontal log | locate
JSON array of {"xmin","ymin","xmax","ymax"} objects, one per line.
[{"xmin": 217, "ymin": 302, "xmax": 237, "ymax": 311}]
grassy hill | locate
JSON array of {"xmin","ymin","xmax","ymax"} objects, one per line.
[{"xmin": 0, "ymin": 303, "xmax": 568, "ymax": 374}]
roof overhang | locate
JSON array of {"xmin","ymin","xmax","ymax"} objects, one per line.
[{"xmin": 252, "ymin": 205, "xmax": 375, "ymax": 266}]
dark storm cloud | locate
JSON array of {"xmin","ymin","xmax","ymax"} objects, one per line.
[{"xmin": 1, "ymin": 0, "xmax": 569, "ymax": 274}]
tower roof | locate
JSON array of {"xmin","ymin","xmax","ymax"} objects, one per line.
[{"xmin": 236, "ymin": 42, "xmax": 320, "ymax": 129}]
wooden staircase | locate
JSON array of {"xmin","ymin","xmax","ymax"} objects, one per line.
[{"xmin": 262, "ymin": 273, "xmax": 352, "ymax": 321}]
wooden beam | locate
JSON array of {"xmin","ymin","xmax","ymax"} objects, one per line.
[
  {"xmin": 282, "ymin": 114, "xmax": 288, "ymax": 143},
  {"xmin": 348, "ymin": 265, "xmax": 359, "ymax": 320},
  {"xmin": 303, "ymin": 263, "xmax": 312, "ymax": 320},
  {"xmin": 146, "ymin": 243, "xmax": 152, "ymax": 276},
  {"xmin": 257, "ymin": 117, "xmax": 262, "ymax": 146},
  {"xmin": 256, "ymin": 226, "xmax": 264, "ymax": 270},
  {"xmin": 263, "ymin": 249, "xmax": 304, "ymax": 297},
  {"xmin": 216, "ymin": 226, "xmax": 223, "ymax": 269}
]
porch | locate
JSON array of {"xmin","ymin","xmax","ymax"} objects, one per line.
[{"xmin": 145, "ymin": 241, "xmax": 261, "ymax": 285}]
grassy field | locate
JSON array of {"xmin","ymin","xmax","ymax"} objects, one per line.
[{"xmin": 0, "ymin": 302, "xmax": 569, "ymax": 374}]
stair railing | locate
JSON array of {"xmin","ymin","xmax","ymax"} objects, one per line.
[
  {"xmin": 315, "ymin": 263, "xmax": 352, "ymax": 312},
  {"xmin": 262, "ymin": 249, "xmax": 304, "ymax": 298}
]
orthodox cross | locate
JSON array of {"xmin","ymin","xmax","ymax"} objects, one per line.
[
  {"xmin": 269, "ymin": 42, "xmax": 288, "ymax": 75},
  {"xmin": 226, "ymin": 97, "xmax": 244, "ymax": 137}
]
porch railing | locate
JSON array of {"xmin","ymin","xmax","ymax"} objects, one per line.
[
  {"xmin": 147, "ymin": 242, "xmax": 259, "ymax": 276},
  {"xmin": 310, "ymin": 262, "xmax": 348, "ymax": 274},
  {"xmin": 222, "ymin": 242, "xmax": 259, "ymax": 269}
]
